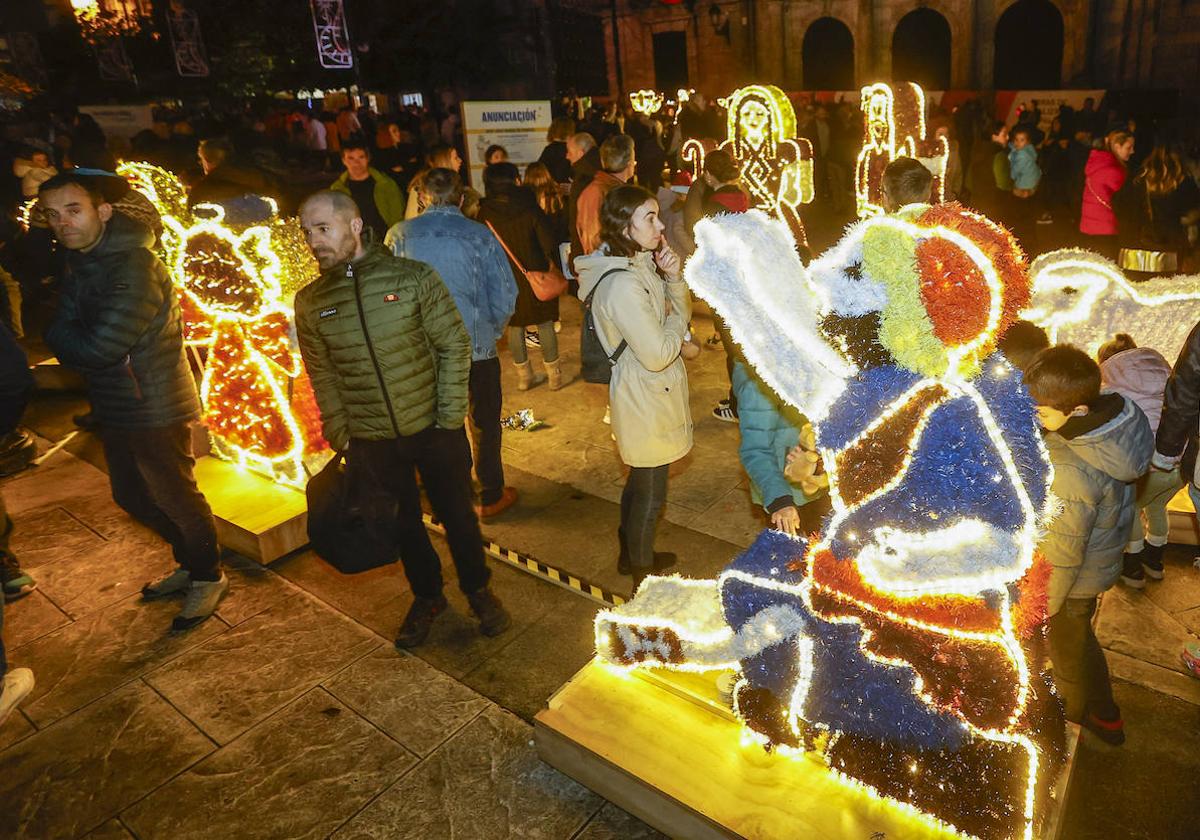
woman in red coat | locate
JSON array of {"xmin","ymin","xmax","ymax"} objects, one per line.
[{"xmin": 1079, "ymin": 130, "xmax": 1135, "ymax": 259}]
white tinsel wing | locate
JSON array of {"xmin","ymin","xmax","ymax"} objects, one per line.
[{"xmin": 687, "ymin": 210, "xmax": 854, "ymax": 420}]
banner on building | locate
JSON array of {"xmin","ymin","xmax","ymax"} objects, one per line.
[
  {"xmin": 168, "ymin": 1, "xmax": 209, "ymax": 78},
  {"xmin": 95, "ymin": 37, "xmax": 134, "ymax": 82},
  {"xmin": 461, "ymin": 100, "xmax": 553, "ymax": 192},
  {"xmin": 310, "ymin": 0, "xmax": 353, "ymax": 70}
]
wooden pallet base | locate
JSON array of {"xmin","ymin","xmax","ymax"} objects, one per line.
[
  {"xmin": 1167, "ymin": 486, "xmax": 1198, "ymax": 545},
  {"xmin": 536, "ymin": 659, "xmax": 1079, "ymax": 840},
  {"xmin": 193, "ymin": 456, "xmax": 308, "ymax": 563}
]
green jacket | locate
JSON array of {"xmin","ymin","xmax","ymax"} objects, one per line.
[
  {"xmin": 294, "ymin": 244, "xmax": 470, "ymax": 451},
  {"xmin": 45, "ymin": 213, "xmax": 200, "ymax": 429},
  {"xmin": 330, "ymin": 168, "xmax": 406, "ymax": 229}
]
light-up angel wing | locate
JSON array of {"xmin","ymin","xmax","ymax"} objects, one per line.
[{"xmin": 686, "ymin": 210, "xmax": 854, "ymax": 420}]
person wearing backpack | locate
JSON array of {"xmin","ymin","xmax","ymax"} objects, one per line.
[{"xmin": 575, "ymin": 184, "xmax": 693, "ymax": 590}]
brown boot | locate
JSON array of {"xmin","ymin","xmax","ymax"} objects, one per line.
[{"xmin": 514, "ymin": 360, "xmax": 545, "ymax": 391}]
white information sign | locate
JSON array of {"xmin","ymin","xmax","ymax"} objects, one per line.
[
  {"xmin": 461, "ymin": 100, "xmax": 552, "ymax": 192},
  {"xmin": 79, "ymin": 104, "xmax": 155, "ymax": 140}
]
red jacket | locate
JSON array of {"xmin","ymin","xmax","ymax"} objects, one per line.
[{"xmin": 1079, "ymin": 149, "xmax": 1126, "ymax": 236}]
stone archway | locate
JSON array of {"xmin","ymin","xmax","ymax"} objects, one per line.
[
  {"xmin": 892, "ymin": 8, "xmax": 952, "ymax": 89},
  {"xmin": 802, "ymin": 17, "xmax": 856, "ymax": 90},
  {"xmin": 994, "ymin": 0, "xmax": 1064, "ymax": 88}
]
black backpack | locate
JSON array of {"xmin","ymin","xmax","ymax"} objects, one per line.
[
  {"xmin": 306, "ymin": 452, "xmax": 399, "ymax": 574},
  {"xmin": 580, "ymin": 268, "xmax": 628, "ymax": 384}
]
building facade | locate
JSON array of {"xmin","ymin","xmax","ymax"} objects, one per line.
[{"xmin": 587, "ymin": 0, "xmax": 1200, "ymax": 96}]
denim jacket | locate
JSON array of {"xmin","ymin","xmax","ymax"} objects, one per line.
[{"xmin": 386, "ymin": 206, "xmax": 517, "ymax": 361}]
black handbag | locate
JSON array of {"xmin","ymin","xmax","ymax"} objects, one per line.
[{"xmin": 305, "ymin": 451, "xmax": 399, "ymax": 574}]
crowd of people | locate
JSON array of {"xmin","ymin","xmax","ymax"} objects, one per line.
[{"xmin": 1, "ymin": 89, "xmax": 1199, "ymax": 734}]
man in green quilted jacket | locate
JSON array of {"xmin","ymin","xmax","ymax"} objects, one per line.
[
  {"xmin": 40, "ymin": 172, "xmax": 226, "ymax": 632},
  {"xmin": 296, "ymin": 190, "xmax": 511, "ymax": 647}
]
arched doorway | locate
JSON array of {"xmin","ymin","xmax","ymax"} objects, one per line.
[
  {"xmin": 994, "ymin": 0, "xmax": 1063, "ymax": 88},
  {"xmin": 892, "ymin": 9, "xmax": 951, "ymax": 90},
  {"xmin": 803, "ymin": 18, "xmax": 855, "ymax": 90}
]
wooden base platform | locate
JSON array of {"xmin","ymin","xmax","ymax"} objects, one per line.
[
  {"xmin": 536, "ymin": 660, "xmax": 1079, "ymax": 840},
  {"xmin": 193, "ymin": 456, "xmax": 308, "ymax": 563},
  {"xmin": 1167, "ymin": 486, "xmax": 1198, "ymax": 545}
]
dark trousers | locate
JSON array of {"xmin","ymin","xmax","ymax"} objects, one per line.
[
  {"xmin": 467, "ymin": 358, "xmax": 505, "ymax": 506},
  {"xmin": 99, "ymin": 424, "xmax": 221, "ymax": 581},
  {"xmin": 619, "ymin": 464, "xmax": 670, "ymax": 570},
  {"xmin": 1047, "ymin": 596, "xmax": 1119, "ymax": 723},
  {"xmin": 352, "ymin": 426, "xmax": 489, "ymax": 599},
  {"xmin": 0, "ymin": 321, "xmax": 32, "ymax": 436}
]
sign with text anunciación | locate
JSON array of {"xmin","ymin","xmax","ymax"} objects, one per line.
[{"xmin": 461, "ymin": 100, "xmax": 552, "ymax": 192}]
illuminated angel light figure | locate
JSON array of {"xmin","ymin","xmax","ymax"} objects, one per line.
[
  {"xmin": 118, "ymin": 162, "xmax": 328, "ymax": 487},
  {"xmin": 856, "ymin": 82, "xmax": 949, "ymax": 218},
  {"xmin": 715, "ymin": 84, "xmax": 814, "ymax": 249},
  {"xmin": 596, "ymin": 205, "xmax": 1067, "ymax": 840},
  {"xmin": 1024, "ymin": 248, "xmax": 1200, "ymax": 360},
  {"xmin": 629, "ymin": 89, "xmax": 665, "ymax": 116}
]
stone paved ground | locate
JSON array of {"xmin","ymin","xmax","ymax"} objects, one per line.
[{"xmin": 3, "ymin": 244, "xmax": 1199, "ymax": 838}]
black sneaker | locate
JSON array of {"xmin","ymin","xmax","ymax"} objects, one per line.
[
  {"xmin": 0, "ymin": 551, "xmax": 36, "ymax": 602},
  {"xmin": 1142, "ymin": 543, "xmax": 1165, "ymax": 580},
  {"xmin": 617, "ymin": 551, "xmax": 677, "ymax": 576},
  {"xmin": 1081, "ymin": 712, "xmax": 1125, "ymax": 746},
  {"xmin": 395, "ymin": 595, "xmax": 448, "ymax": 648},
  {"xmin": 1120, "ymin": 552, "xmax": 1146, "ymax": 589},
  {"xmin": 466, "ymin": 587, "xmax": 511, "ymax": 637}
]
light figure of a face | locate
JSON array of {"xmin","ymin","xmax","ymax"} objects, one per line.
[
  {"xmin": 867, "ymin": 90, "xmax": 891, "ymax": 147},
  {"xmin": 738, "ymin": 98, "xmax": 771, "ymax": 148}
]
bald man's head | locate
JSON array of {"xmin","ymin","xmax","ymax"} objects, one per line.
[{"xmin": 299, "ymin": 190, "xmax": 364, "ymax": 270}]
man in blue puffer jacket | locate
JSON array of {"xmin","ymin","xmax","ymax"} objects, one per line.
[{"xmin": 386, "ymin": 168, "xmax": 518, "ymax": 518}]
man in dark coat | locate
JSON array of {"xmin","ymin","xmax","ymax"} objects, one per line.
[
  {"xmin": 565, "ymin": 132, "xmax": 599, "ymax": 274},
  {"xmin": 40, "ymin": 172, "xmax": 225, "ymax": 631}
]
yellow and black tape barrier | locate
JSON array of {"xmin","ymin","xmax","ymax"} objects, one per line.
[{"xmin": 422, "ymin": 513, "xmax": 627, "ymax": 608}]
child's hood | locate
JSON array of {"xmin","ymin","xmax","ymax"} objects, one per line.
[{"xmin": 1059, "ymin": 394, "xmax": 1153, "ymax": 483}]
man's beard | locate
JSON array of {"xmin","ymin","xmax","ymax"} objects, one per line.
[{"xmin": 314, "ymin": 233, "xmax": 358, "ymax": 269}]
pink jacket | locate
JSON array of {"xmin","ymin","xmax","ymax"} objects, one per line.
[
  {"xmin": 1100, "ymin": 347, "xmax": 1171, "ymax": 434},
  {"xmin": 1079, "ymin": 150, "xmax": 1126, "ymax": 236}
]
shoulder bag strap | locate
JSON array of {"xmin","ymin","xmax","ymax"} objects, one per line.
[
  {"xmin": 485, "ymin": 220, "xmax": 527, "ymax": 276},
  {"xmin": 1086, "ymin": 176, "xmax": 1112, "ymax": 211},
  {"xmin": 587, "ymin": 267, "xmax": 628, "ymax": 363}
]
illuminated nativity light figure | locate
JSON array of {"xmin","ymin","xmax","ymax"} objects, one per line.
[
  {"xmin": 118, "ymin": 162, "xmax": 328, "ymax": 487},
  {"xmin": 856, "ymin": 82, "xmax": 950, "ymax": 218},
  {"xmin": 596, "ymin": 204, "xmax": 1067, "ymax": 840},
  {"xmin": 679, "ymin": 85, "xmax": 815, "ymax": 250}
]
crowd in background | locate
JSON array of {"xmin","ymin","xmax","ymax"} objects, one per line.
[{"xmin": 1, "ymin": 86, "xmax": 1200, "ymax": 725}]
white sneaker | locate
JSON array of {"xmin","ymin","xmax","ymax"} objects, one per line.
[
  {"xmin": 0, "ymin": 668, "xmax": 34, "ymax": 727},
  {"xmin": 172, "ymin": 573, "xmax": 229, "ymax": 631},
  {"xmin": 554, "ymin": 321, "xmax": 562, "ymax": 333},
  {"xmin": 525, "ymin": 331, "xmax": 541, "ymax": 349},
  {"xmin": 602, "ymin": 405, "xmax": 611, "ymax": 425},
  {"xmin": 142, "ymin": 566, "xmax": 191, "ymax": 600}
]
